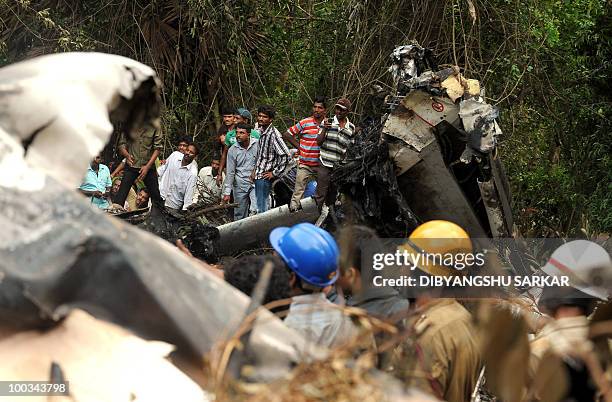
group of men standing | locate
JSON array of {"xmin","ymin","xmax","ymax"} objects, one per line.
[
  {"xmin": 79, "ymin": 130, "xmax": 200, "ymax": 213},
  {"xmin": 217, "ymin": 96, "xmax": 355, "ymax": 220},
  {"xmin": 78, "ymin": 95, "xmax": 356, "ymax": 221}
]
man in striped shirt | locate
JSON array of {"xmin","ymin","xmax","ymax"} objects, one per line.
[
  {"xmin": 252, "ymin": 105, "xmax": 292, "ymax": 213},
  {"xmin": 315, "ymin": 97, "xmax": 355, "ymax": 209},
  {"xmin": 283, "ymin": 96, "xmax": 327, "ymax": 211}
]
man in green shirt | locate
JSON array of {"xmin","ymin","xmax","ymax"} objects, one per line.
[{"xmin": 113, "ymin": 127, "xmax": 163, "ymax": 206}]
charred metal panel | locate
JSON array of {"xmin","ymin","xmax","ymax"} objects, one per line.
[
  {"xmin": 396, "ymin": 141, "xmax": 489, "ymax": 238},
  {"xmin": 387, "ymin": 139, "xmax": 422, "ymax": 176},
  {"xmin": 478, "ymin": 179, "xmax": 507, "ymax": 237},
  {"xmin": 401, "ymin": 90, "xmax": 459, "ymax": 127},
  {"xmin": 490, "ymin": 156, "xmax": 514, "ymax": 234},
  {"xmin": 383, "ymin": 90, "xmax": 459, "ymax": 153},
  {"xmin": 383, "ymin": 103, "xmax": 434, "ymax": 152}
]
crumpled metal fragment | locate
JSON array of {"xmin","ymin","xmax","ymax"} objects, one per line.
[
  {"xmin": 0, "ymin": 52, "xmax": 161, "ymax": 189},
  {"xmin": 459, "ymin": 97, "xmax": 503, "ymax": 158},
  {"xmin": 388, "ymin": 44, "xmax": 424, "ymax": 83}
]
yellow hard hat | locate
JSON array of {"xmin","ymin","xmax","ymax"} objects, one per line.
[{"xmin": 401, "ymin": 220, "xmax": 473, "ymax": 276}]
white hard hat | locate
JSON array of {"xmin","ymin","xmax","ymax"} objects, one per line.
[{"xmin": 542, "ymin": 240, "xmax": 611, "ymax": 300}]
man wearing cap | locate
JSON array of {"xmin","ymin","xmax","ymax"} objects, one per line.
[
  {"xmin": 529, "ymin": 240, "xmax": 611, "ymax": 401},
  {"xmin": 389, "ymin": 220, "xmax": 482, "ymax": 402},
  {"xmin": 270, "ymin": 223, "xmax": 360, "ymax": 349},
  {"xmin": 315, "ymin": 97, "xmax": 356, "ymax": 209}
]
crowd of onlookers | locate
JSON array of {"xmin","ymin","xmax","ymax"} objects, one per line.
[{"xmin": 77, "ymin": 96, "xmax": 355, "ymax": 220}]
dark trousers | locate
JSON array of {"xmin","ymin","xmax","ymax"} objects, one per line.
[
  {"xmin": 113, "ymin": 165, "xmax": 162, "ymax": 206},
  {"xmin": 313, "ymin": 164, "xmax": 336, "ymax": 209}
]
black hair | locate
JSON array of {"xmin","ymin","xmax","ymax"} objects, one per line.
[
  {"xmin": 186, "ymin": 140, "xmax": 200, "ymax": 155},
  {"xmin": 337, "ymin": 225, "xmax": 383, "ymax": 274},
  {"xmin": 236, "ymin": 123, "xmax": 252, "ymax": 132},
  {"xmin": 313, "ymin": 95, "xmax": 327, "ymax": 108},
  {"xmin": 257, "ymin": 104, "xmax": 276, "ymax": 119},
  {"xmin": 539, "ymin": 286, "xmax": 598, "ymax": 316},
  {"xmin": 139, "ymin": 187, "xmax": 149, "ymax": 195},
  {"xmin": 224, "ymin": 255, "xmax": 291, "ymax": 309},
  {"xmin": 221, "ymin": 106, "xmax": 237, "ymax": 116},
  {"xmin": 178, "ymin": 135, "xmax": 191, "ymax": 145}
]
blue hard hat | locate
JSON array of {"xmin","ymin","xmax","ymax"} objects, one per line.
[{"xmin": 269, "ymin": 223, "xmax": 339, "ymax": 287}]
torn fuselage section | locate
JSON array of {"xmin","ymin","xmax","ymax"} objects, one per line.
[
  {"xmin": 333, "ymin": 44, "xmax": 512, "ymax": 238},
  {"xmin": 383, "ymin": 45, "xmax": 512, "ymax": 238}
]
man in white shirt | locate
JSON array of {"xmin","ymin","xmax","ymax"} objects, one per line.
[
  {"xmin": 158, "ymin": 141, "xmax": 199, "ymax": 212},
  {"xmin": 158, "ymin": 136, "xmax": 197, "ymax": 195},
  {"xmin": 193, "ymin": 158, "xmax": 224, "ymax": 203}
]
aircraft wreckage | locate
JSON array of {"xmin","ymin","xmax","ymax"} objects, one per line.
[
  {"xmin": 334, "ymin": 44, "xmax": 512, "ymax": 239},
  {"xmin": 0, "ymin": 45, "xmax": 514, "ymax": 397},
  {"xmin": 212, "ymin": 43, "xmax": 513, "ymax": 255}
]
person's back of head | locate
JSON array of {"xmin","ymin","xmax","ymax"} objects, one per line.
[
  {"xmin": 221, "ymin": 106, "xmax": 237, "ymax": 116},
  {"xmin": 224, "ymin": 255, "xmax": 291, "ymax": 310},
  {"xmin": 236, "ymin": 123, "xmax": 252, "ymax": 132},
  {"xmin": 539, "ymin": 239, "xmax": 610, "ymax": 317},
  {"xmin": 338, "ymin": 225, "xmax": 383, "ymax": 275},
  {"xmin": 336, "ymin": 225, "xmax": 386, "ymax": 296}
]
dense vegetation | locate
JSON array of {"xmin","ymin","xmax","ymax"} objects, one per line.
[{"xmin": 1, "ymin": 0, "xmax": 609, "ymax": 236}]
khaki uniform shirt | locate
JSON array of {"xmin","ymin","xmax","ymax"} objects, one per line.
[
  {"xmin": 389, "ymin": 299, "xmax": 481, "ymax": 402},
  {"xmin": 118, "ymin": 128, "xmax": 163, "ymax": 168}
]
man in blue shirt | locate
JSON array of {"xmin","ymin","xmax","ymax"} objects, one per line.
[
  {"xmin": 223, "ymin": 124, "xmax": 259, "ymax": 220},
  {"xmin": 79, "ymin": 155, "xmax": 112, "ymax": 209}
]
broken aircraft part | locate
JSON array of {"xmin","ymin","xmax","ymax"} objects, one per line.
[
  {"xmin": 133, "ymin": 202, "xmax": 221, "ymax": 263},
  {"xmin": 0, "ymin": 180, "xmax": 317, "ymax": 377},
  {"xmin": 0, "ymin": 309, "xmax": 209, "ymax": 401},
  {"xmin": 332, "ymin": 120, "xmax": 420, "ymax": 235},
  {"xmin": 0, "ymin": 52, "xmax": 320, "ymax": 382},
  {"xmin": 0, "ymin": 52, "xmax": 161, "ymax": 189},
  {"xmin": 216, "ymin": 197, "xmax": 320, "ymax": 256},
  {"xmin": 333, "ymin": 44, "xmax": 512, "ymax": 238}
]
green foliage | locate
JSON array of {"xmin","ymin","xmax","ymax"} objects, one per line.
[
  {"xmin": 483, "ymin": 0, "xmax": 611, "ymax": 234},
  {"xmin": 0, "ymin": 0, "xmax": 609, "ymax": 235}
]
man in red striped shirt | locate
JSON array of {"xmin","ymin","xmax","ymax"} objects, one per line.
[{"xmin": 282, "ymin": 96, "xmax": 327, "ymax": 211}]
